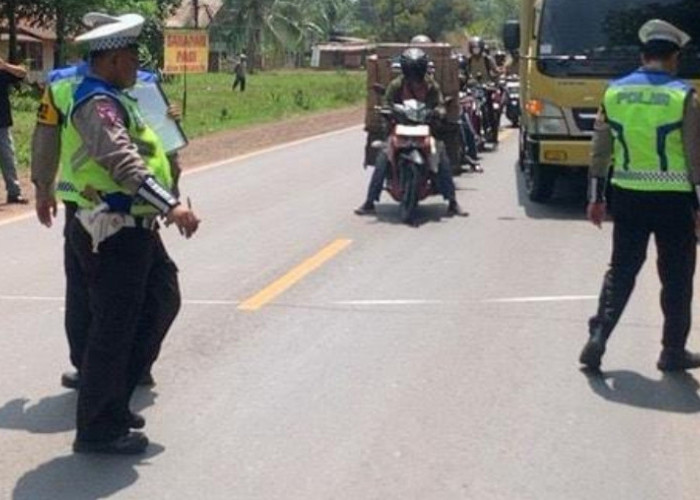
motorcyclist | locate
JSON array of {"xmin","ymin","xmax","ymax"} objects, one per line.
[
  {"xmin": 456, "ymin": 53, "xmax": 482, "ymax": 171},
  {"xmin": 467, "ymin": 37, "xmax": 501, "ymax": 143},
  {"xmin": 355, "ymin": 48, "xmax": 467, "ymax": 217},
  {"xmin": 467, "ymin": 37, "xmax": 499, "ymax": 83},
  {"xmin": 493, "ymin": 50, "xmax": 508, "ymax": 74}
]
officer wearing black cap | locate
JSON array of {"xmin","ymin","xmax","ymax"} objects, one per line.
[{"xmin": 581, "ymin": 20, "xmax": 700, "ymax": 372}]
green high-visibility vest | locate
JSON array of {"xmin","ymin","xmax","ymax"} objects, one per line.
[
  {"xmin": 604, "ymin": 69, "xmax": 693, "ymax": 193},
  {"xmin": 63, "ymin": 86, "xmax": 173, "ymax": 216},
  {"xmin": 50, "ymin": 77, "xmax": 83, "ymax": 204}
]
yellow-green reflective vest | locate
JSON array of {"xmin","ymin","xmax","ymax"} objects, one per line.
[
  {"xmin": 51, "ymin": 78, "xmax": 83, "ymax": 203},
  {"xmin": 63, "ymin": 80, "xmax": 173, "ymax": 216},
  {"xmin": 604, "ymin": 69, "xmax": 692, "ymax": 193}
]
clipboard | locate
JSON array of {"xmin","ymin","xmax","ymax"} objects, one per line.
[{"xmin": 128, "ymin": 80, "xmax": 188, "ymax": 153}]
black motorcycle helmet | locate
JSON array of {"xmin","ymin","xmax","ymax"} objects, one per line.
[
  {"xmin": 400, "ymin": 47, "xmax": 429, "ymax": 81},
  {"xmin": 468, "ymin": 37, "xmax": 485, "ymax": 56},
  {"xmin": 494, "ymin": 50, "xmax": 507, "ymax": 66}
]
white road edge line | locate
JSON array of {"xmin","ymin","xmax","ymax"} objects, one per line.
[
  {"xmin": 0, "ymin": 294, "xmax": 596, "ymax": 306},
  {"xmin": 335, "ymin": 300, "xmax": 444, "ymax": 306},
  {"xmin": 333, "ymin": 296, "xmax": 598, "ymax": 306},
  {"xmin": 483, "ymin": 295, "xmax": 598, "ymax": 304}
]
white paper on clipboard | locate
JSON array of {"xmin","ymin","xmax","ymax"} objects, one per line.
[{"xmin": 128, "ymin": 81, "xmax": 188, "ymax": 153}]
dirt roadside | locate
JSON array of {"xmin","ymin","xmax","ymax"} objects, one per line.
[{"xmin": 4, "ymin": 105, "xmax": 364, "ymax": 222}]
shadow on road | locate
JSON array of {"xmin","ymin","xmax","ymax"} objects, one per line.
[
  {"xmin": 0, "ymin": 388, "xmax": 157, "ymax": 434},
  {"xmin": 583, "ymin": 369, "xmax": 700, "ymax": 413},
  {"xmin": 515, "ymin": 160, "xmax": 588, "ymax": 221},
  {"xmin": 365, "ymin": 202, "xmax": 457, "ymax": 227},
  {"xmin": 12, "ymin": 443, "xmax": 165, "ymax": 500}
]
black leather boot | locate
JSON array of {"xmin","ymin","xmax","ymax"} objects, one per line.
[
  {"xmin": 657, "ymin": 349, "xmax": 700, "ymax": 372},
  {"xmin": 579, "ymin": 328, "xmax": 608, "ymax": 370}
]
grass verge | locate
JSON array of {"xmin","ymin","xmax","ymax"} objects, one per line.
[{"xmin": 10, "ymin": 69, "xmax": 366, "ymax": 170}]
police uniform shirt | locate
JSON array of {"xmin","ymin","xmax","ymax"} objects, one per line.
[{"xmin": 591, "ymin": 89, "xmax": 700, "ymax": 184}]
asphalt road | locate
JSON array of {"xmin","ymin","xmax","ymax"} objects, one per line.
[{"xmin": 2, "ymin": 126, "xmax": 700, "ymax": 499}]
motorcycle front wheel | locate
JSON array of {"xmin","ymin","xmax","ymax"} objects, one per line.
[{"xmin": 399, "ymin": 161, "xmax": 420, "ymax": 224}]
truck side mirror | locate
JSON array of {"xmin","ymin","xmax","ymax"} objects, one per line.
[{"xmin": 503, "ymin": 19, "xmax": 520, "ymax": 54}]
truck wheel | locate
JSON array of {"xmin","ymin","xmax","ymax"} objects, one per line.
[{"xmin": 525, "ymin": 161, "xmax": 556, "ymax": 203}]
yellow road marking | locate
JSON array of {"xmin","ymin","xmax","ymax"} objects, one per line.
[{"xmin": 238, "ymin": 238, "xmax": 353, "ymax": 311}]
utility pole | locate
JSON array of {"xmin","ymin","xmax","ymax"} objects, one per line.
[{"xmin": 193, "ymin": 0, "xmax": 200, "ymax": 29}]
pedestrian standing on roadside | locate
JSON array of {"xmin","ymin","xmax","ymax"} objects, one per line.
[
  {"xmin": 580, "ymin": 20, "xmax": 700, "ymax": 372},
  {"xmin": 0, "ymin": 57, "xmax": 28, "ymax": 204},
  {"xmin": 64, "ymin": 13, "xmax": 199, "ymax": 455},
  {"xmin": 232, "ymin": 53, "xmax": 247, "ymax": 92}
]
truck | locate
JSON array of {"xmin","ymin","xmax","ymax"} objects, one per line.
[{"xmin": 503, "ymin": 0, "xmax": 700, "ymax": 202}]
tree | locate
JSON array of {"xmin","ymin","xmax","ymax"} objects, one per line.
[
  {"xmin": 366, "ymin": 0, "xmax": 473, "ymax": 43},
  {"xmin": 221, "ymin": 0, "xmax": 306, "ymax": 70},
  {"xmin": 4, "ymin": 0, "xmax": 181, "ymax": 68},
  {"xmin": 469, "ymin": 0, "xmax": 519, "ymax": 38}
]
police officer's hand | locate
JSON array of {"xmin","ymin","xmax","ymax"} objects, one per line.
[
  {"xmin": 35, "ymin": 194, "xmax": 57, "ymax": 228},
  {"xmin": 166, "ymin": 204, "xmax": 200, "ymax": 238},
  {"xmin": 167, "ymin": 103, "xmax": 182, "ymax": 122},
  {"xmin": 587, "ymin": 202, "xmax": 606, "ymax": 228}
]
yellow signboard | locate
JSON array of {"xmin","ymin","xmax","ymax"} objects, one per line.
[{"xmin": 163, "ymin": 29, "xmax": 209, "ymax": 74}]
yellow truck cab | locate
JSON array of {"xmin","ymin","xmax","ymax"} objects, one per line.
[{"xmin": 504, "ymin": 0, "xmax": 700, "ymax": 202}]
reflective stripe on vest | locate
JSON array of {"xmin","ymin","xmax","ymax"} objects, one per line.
[
  {"xmin": 63, "ymin": 78, "xmax": 173, "ymax": 216},
  {"xmin": 604, "ymin": 69, "xmax": 692, "ymax": 193}
]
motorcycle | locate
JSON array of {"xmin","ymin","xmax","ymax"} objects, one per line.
[
  {"xmin": 459, "ymin": 86, "xmax": 486, "ymax": 168},
  {"xmin": 504, "ymin": 76, "xmax": 521, "ymax": 128},
  {"xmin": 460, "ymin": 84, "xmax": 486, "ymax": 152},
  {"xmin": 482, "ymin": 83, "xmax": 503, "ymax": 146},
  {"xmin": 376, "ymin": 99, "xmax": 441, "ymax": 224}
]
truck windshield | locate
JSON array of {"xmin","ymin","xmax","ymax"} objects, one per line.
[{"xmin": 538, "ymin": 0, "xmax": 700, "ymax": 78}]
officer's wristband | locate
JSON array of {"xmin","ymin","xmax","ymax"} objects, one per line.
[
  {"xmin": 588, "ymin": 176, "xmax": 606, "ymax": 204},
  {"xmin": 137, "ymin": 176, "xmax": 180, "ymax": 215}
]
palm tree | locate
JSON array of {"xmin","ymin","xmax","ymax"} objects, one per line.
[{"xmin": 222, "ymin": 0, "xmax": 305, "ymax": 69}]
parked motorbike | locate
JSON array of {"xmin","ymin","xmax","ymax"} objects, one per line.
[
  {"xmin": 504, "ymin": 76, "xmax": 521, "ymax": 128},
  {"xmin": 376, "ymin": 99, "xmax": 441, "ymax": 224}
]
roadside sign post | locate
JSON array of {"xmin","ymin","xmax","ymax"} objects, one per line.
[{"xmin": 163, "ymin": 28, "xmax": 209, "ymax": 117}]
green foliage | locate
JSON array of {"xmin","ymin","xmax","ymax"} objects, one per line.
[
  {"xmin": 469, "ymin": 0, "xmax": 520, "ymax": 38},
  {"xmin": 355, "ymin": 0, "xmax": 472, "ymax": 42},
  {"xmin": 4, "ymin": 0, "xmax": 181, "ymax": 67},
  {"xmin": 161, "ymin": 70, "xmax": 364, "ymax": 137}
]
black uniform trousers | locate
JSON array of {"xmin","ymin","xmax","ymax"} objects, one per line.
[
  {"xmin": 590, "ymin": 187, "xmax": 697, "ymax": 351},
  {"xmin": 64, "ymin": 202, "xmax": 174, "ymax": 380},
  {"xmin": 64, "ymin": 202, "xmax": 90, "ymax": 370},
  {"xmin": 69, "ymin": 217, "xmax": 181, "ymax": 442}
]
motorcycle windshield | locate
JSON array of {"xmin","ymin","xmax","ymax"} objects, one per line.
[{"xmin": 538, "ymin": 0, "xmax": 700, "ymax": 78}]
